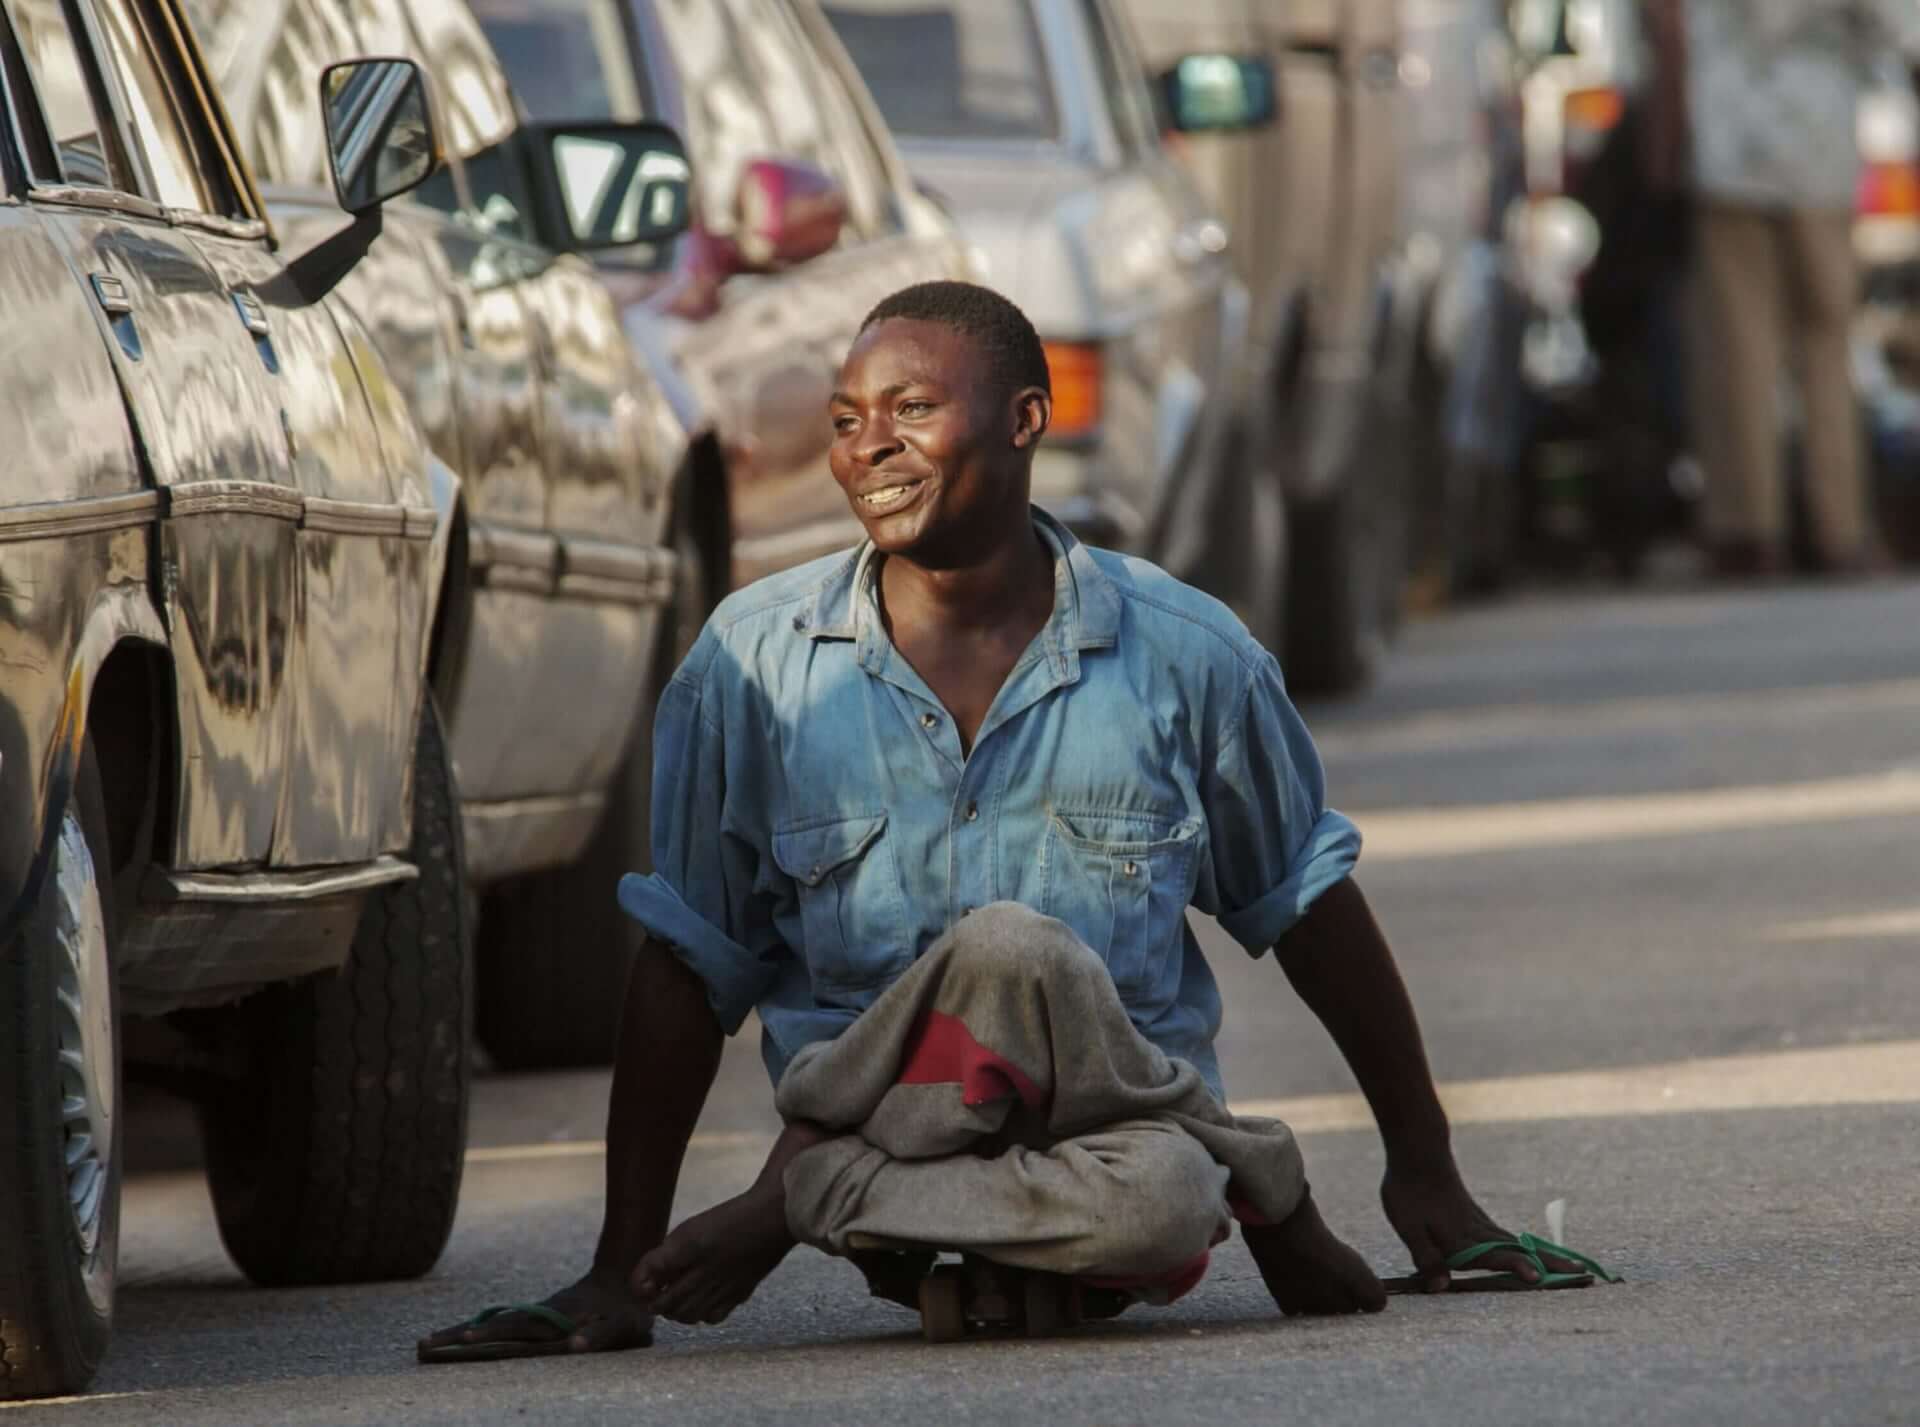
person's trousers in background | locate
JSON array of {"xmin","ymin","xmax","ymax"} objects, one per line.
[
  {"xmin": 776, "ymin": 902, "xmax": 1306, "ymax": 1296},
  {"xmin": 1692, "ymin": 203, "xmax": 1865, "ymax": 564}
]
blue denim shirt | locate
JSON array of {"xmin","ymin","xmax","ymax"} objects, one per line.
[{"xmin": 618, "ymin": 510, "xmax": 1361, "ymax": 1098}]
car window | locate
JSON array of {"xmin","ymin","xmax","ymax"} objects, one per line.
[
  {"xmin": 399, "ymin": 0, "xmax": 518, "ymax": 158},
  {"xmin": 822, "ymin": 0, "xmax": 1058, "ymax": 142},
  {"xmin": 467, "ymin": 0, "xmax": 645, "ymax": 123},
  {"xmin": 449, "ymin": 135, "xmax": 535, "ymax": 242},
  {"xmin": 94, "ymin": 0, "xmax": 220, "ymax": 211},
  {"xmin": 1077, "ymin": 0, "xmax": 1156, "ymax": 161},
  {"xmin": 727, "ymin": 0, "xmax": 898, "ymax": 237},
  {"xmin": 650, "ymin": 0, "xmax": 877, "ymax": 244},
  {"xmin": 180, "ymin": 0, "xmax": 377, "ymax": 191},
  {"xmin": 3, "ymin": 0, "xmax": 114, "ymax": 185}
]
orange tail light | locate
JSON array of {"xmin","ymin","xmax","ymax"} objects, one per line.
[
  {"xmin": 1563, "ymin": 86, "xmax": 1625, "ymax": 143},
  {"xmin": 1042, "ymin": 341, "xmax": 1103, "ymax": 442},
  {"xmin": 1859, "ymin": 160, "xmax": 1920, "ymax": 218}
]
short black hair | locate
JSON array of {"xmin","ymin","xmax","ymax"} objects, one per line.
[{"xmin": 859, "ymin": 281, "xmax": 1051, "ymax": 397}]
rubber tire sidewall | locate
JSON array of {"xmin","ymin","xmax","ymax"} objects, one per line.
[
  {"xmin": 1281, "ymin": 479, "xmax": 1384, "ymax": 698},
  {"xmin": 202, "ymin": 699, "xmax": 471, "ymax": 1287},
  {"xmin": 0, "ymin": 746, "xmax": 121, "ymax": 1400}
]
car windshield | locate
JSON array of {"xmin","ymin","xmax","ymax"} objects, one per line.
[
  {"xmin": 466, "ymin": 0, "xmax": 644, "ymax": 121},
  {"xmin": 821, "ymin": 0, "xmax": 1058, "ymax": 142}
]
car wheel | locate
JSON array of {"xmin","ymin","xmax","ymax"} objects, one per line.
[
  {"xmin": 0, "ymin": 746, "xmax": 121, "ymax": 1399},
  {"xmin": 1281, "ymin": 478, "xmax": 1388, "ymax": 698},
  {"xmin": 201, "ymin": 699, "xmax": 470, "ymax": 1286},
  {"xmin": 475, "ymin": 508, "xmax": 708, "ymax": 1071}
]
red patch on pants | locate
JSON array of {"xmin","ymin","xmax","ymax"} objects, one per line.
[{"xmin": 897, "ymin": 1009, "xmax": 1046, "ymax": 1110}]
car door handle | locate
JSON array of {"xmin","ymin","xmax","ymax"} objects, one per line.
[
  {"xmin": 232, "ymin": 290, "xmax": 270, "ymax": 337},
  {"xmin": 90, "ymin": 273, "xmax": 142, "ymax": 361},
  {"xmin": 90, "ymin": 272, "xmax": 132, "ymax": 315}
]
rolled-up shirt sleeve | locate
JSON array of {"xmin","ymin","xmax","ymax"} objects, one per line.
[
  {"xmin": 617, "ymin": 639, "xmax": 784, "ymax": 1035},
  {"xmin": 1199, "ymin": 650, "xmax": 1362, "ymax": 955}
]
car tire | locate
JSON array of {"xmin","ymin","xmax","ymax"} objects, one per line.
[
  {"xmin": 474, "ymin": 509, "xmax": 708, "ymax": 1071},
  {"xmin": 1281, "ymin": 479, "xmax": 1387, "ymax": 698},
  {"xmin": 0, "ymin": 746, "xmax": 121, "ymax": 1400},
  {"xmin": 201, "ymin": 699, "xmax": 470, "ymax": 1287}
]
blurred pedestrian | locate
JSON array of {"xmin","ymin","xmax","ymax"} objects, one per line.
[{"xmin": 1685, "ymin": 0, "xmax": 1920, "ymax": 577}]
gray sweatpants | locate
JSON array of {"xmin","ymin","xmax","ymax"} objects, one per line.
[{"xmin": 777, "ymin": 902, "xmax": 1306, "ymax": 1288}]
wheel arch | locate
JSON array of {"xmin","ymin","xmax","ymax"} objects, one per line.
[
  {"xmin": 680, "ymin": 428, "xmax": 734, "ymax": 613},
  {"xmin": 420, "ymin": 455, "xmax": 470, "ymax": 720},
  {"xmin": 2, "ymin": 583, "xmax": 170, "ymax": 948}
]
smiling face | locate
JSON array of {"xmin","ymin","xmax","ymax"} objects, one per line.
[{"xmin": 829, "ymin": 318, "xmax": 1049, "ymax": 567}]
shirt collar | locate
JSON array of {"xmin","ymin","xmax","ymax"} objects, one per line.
[{"xmin": 799, "ymin": 505, "xmax": 1121, "ymax": 653}]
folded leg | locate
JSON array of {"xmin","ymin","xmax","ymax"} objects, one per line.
[
  {"xmin": 785, "ymin": 1117, "xmax": 1230, "ymax": 1281},
  {"xmin": 777, "ymin": 902, "xmax": 1305, "ymax": 1270}
]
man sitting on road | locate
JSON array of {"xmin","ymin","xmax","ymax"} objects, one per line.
[{"xmin": 419, "ymin": 282, "xmax": 1578, "ymax": 1360}]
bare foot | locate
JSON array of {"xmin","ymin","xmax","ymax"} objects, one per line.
[
  {"xmin": 416, "ymin": 1270, "xmax": 651, "ymax": 1361},
  {"xmin": 1244, "ymin": 1191, "xmax": 1388, "ymax": 1317},
  {"xmin": 631, "ymin": 1178, "xmax": 799, "ymax": 1324},
  {"xmin": 629, "ymin": 1121, "xmax": 833, "ymax": 1325}
]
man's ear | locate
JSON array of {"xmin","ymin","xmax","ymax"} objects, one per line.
[{"xmin": 1011, "ymin": 388, "xmax": 1051, "ymax": 449}]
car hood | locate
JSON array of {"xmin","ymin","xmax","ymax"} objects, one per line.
[{"xmin": 901, "ymin": 144, "xmax": 1164, "ymax": 338}]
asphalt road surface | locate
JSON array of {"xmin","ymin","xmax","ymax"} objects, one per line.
[{"xmin": 16, "ymin": 578, "xmax": 1920, "ymax": 1426}]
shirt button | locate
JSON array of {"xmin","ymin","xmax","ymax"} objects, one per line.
[
  {"xmin": 921, "ymin": 712, "xmax": 938, "ymax": 730},
  {"xmin": 965, "ymin": 802, "xmax": 979, "ymax": 821},
  {"xmin": 1122, "ymin": 860, "xmax": 1138, "ymax": 877}
]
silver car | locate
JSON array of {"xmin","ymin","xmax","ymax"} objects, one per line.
[{"xmin": 822, "ymin": 0, "xmax": 1254, "ymax": 597}]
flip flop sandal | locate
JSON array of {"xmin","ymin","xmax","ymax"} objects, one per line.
[
  {"xmin": 1384, "ymin": 1232, "xmax": 1623, "ymax": 1296},
  {"xmin": 417, "ymin": 1303, "xmax": 581, "ymax": 1363}
]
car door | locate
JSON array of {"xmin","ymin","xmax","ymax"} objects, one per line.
[
  {"xmin": 401, "ymin": 0, "xmax": 682, "ymax": 876},
  {"xmin": 389, "ymin": 0, "xmax": 577, "ymax": 831},
  {"xmin": 6, "ymin": 0, "xmax": 302, "ymax": 869},
  {"xmin": 1072, "ymin": 0, "xmax": 1235, "ymax": 547},
  {"xmin": 110, "ymin": 5, "xmax": 432, "ymax": 868}
]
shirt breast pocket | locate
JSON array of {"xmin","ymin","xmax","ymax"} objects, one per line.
[
  {"xmin": 1040, "ymin": 810, "xmax": 1200, "ymax": 1006},
  {"xmin": 773, "ymin": 811, "xmax": 909, "ymax": 1007}
]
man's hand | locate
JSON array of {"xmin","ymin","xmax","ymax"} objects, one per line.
[
  {"xmin": 1380, "ymin": 1160, "xmax": 1584, "ymax": 1293},
  {"xmin": 1273, "ymin": 881, "xmax": 1587, "ymax": 1291}
]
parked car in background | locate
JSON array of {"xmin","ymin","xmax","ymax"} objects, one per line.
[
  {"xmin": 180, "ymin": 0, "xmax": 697, "ymax": 1069},
  {"xmin": 1853, "ymin": 56, "xmax": 1920, "ymax": 561},
  {"xmin": 1121, "ymin": 0, "xmax": 1416, "ymax": 693},
  {"xmin": 459, "ymin": 0, "xmax": 974, "ymax": 1064},
  {"xmin": 820, "ymin": 0, "xmax": 1259, "ymax": 621},
  {"xmin": 1396, "ymin": 0, "xmax": 1532, "ymax": 596},
  {"xmin": 1, "ymin": 2, "xmax": 466, "ymax": 1397},
  {"xmin": 473, "ymin": 0, "xmax": 975, "ymax": 594}
]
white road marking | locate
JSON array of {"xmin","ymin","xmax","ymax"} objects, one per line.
[
  {"xmin": 1315, "ymin": 677, "xmax": 1920, "ymax": 760},
  {"xmin": 1356, "ymin": 769, "xmax": 1920, "ymax": 864},
  {"xmin": 1234, "ymin": 1039, "xmax": 1920, "ymax": 1134},
  {"xmin": 465, "ymin": 1040, "xmax": 1920, "ymax": 1164},
  {"xmin": 1763, "ymin": 907, "xmax": 1920, "ymax": 942},
  {"xmin": 465, "ymin": 1130, "xmax": 771, "ymax": 1164},
  {"xmin": 0, "ymin": 1394, "xmax": 149, "ymax": 1411}
]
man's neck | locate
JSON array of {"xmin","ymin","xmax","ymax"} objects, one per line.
[{"xmin": 879, "ymin": 517, "xmax": 1055, "ymax": 639}]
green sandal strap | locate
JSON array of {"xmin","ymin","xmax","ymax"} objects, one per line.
[
  {"xmin": 1447, "ymin": 1233, "xmax": 1622, "ymax": 1284},
  {"xmin": 467, "ymin": 1303, "xmax": 579, "ymax": 1336}
]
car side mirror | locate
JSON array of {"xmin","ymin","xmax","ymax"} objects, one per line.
[
  {"xmin": 522, "ymin": 120, "xmax": 693, "ymax": 253},
  {"xmin": 279, "ymin": 58, "xmax": 441, "ymax": 304},
  {"xmin": 1158, "ymin": 54, "xmax": 1279, "ymax": 134},
  {"xmin": 322, "ymin": 58, "xmax": 440, "ymax": 215},
  {"xmin": 733, "ymin": 157, "xmax": 847, "ymax": 272}
]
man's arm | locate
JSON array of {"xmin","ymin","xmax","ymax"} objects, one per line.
[
  {"xmin": 592, "ymin": 937, "xmax": 727, "ymax": 1281},
  {"xmin": 1274, "ymin": 877, "xmax": 1574, "ymax": 1291}
]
